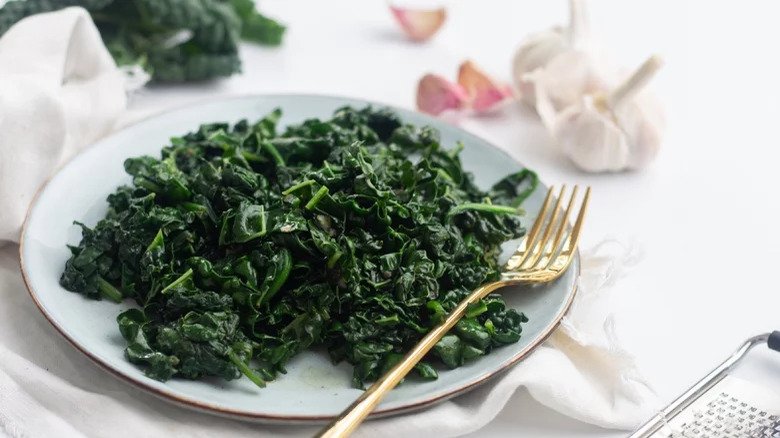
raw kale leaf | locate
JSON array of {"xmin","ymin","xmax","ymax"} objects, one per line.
[
  {"xmin": 60, "ymin": 105, "xmax": 538, "ymax": 388},
  {"xmin": 0, "ymin": 0, "xmax": 285, "ymax": 82}
]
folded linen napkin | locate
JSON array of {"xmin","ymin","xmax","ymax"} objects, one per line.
[
  {"xmin": 0, "ymin": 9, "xmax": 656, "ymax": 438},
  {"xmin": 0, "ymin": 6, "xmax": 126, "ymax": 243}
]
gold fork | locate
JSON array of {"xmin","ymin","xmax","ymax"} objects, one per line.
[{"xmin": 316, "ymin": 185, "xmax": 591, "ymax": 438}]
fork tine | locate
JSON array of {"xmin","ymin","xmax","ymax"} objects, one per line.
[
  {"xmin": 521, "ymin": 185, "xmax": 566, "ymax": 269},
  {"xmin": 560, "ymin": 186, "xmax": 591, "ymax": 259},
  {"xmin": 542, "ymin": 186, "xmax": 579, "ymax": 269},
  {"xmin": 504, "ymin": 186, "xmax": 590, "ymax": 282},
  {"xmin": 508, "ymin": 186, "xmax": 555, "ymax": 269},
  {"xmin": 523, "ymin": 186, "xmax": 555, "ymax": 250},
  {"xmin": 566, "ymin": 187, "xmax": 590, "ymax": 252}
]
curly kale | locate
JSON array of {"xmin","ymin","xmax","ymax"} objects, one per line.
[
  {"xmin": 60, "ymin": 106, "xmax": 538, "ymax": 389},
  {"xmin": 0, "ymin": 0, "xmax": 285, "ymax": 82}
]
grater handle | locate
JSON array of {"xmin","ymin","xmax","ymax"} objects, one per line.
[{"xmin": 768, "ymin": 331, "xmax": 780, "ymax": 352}]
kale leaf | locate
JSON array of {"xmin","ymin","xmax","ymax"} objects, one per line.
[
  {"xmin": 0, "ymin": 0, "xmax": 285, "ymax": 82},
  {"xmin": 60, "ymin": 106, "xmax": 538, "ymax": 388}
]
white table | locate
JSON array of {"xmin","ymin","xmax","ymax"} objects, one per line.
[{"xmin": 122, "ymin": 1, "xmax": 780, "ymax": 436}]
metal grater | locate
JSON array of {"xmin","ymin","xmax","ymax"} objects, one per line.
[
  {"xmin": 629, "ymin": 332, "xmax": 780, "ymax": 438},
  {"xmin": 652, "ymin": 385, "xmax": 778, "ymax": 437}
]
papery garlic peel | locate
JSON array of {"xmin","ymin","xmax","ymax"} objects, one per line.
[
  {"xmin": 552, "ymin": 55, "xmax": 665, "ymax": 172},
  {"xmin": 390, "ymin": 6, "xmax": 446, "ymax": 42},
  {"xmin": 416, "ymin": 73, "xmax": 470, "ymax": 116},
  {"xmin": 457, "ymin": 61, "xmax": 514, "ymax": 113}
]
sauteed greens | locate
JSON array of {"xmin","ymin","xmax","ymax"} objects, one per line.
[{"xmin": 60, "ymin": 106, "xmax": 537, "ymax": 388}]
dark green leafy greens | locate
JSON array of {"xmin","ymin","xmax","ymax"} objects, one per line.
[
  {"xmin": 0, "ymin": 0, "xmax": 285, "ymax": 82},
  {"xmin": 60, "ymin": 106, "xmax": 538, "ymax": 389}
]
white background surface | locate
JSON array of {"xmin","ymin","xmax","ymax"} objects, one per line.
[{"xmin": 120, "ymin": 1, "xmax": 780, "ymax": 436}]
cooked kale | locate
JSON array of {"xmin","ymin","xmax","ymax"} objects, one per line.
[
  {"xmin": 0, "ymin": 0, "xmax": 285, "ymax": 82},
  {"xmin": 60, "ymin": 106, "xmax": 537, "ymax": 388}
]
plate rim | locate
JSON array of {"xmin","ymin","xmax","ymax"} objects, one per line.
[{"xmin": 18, "ymin": 93, "xmax": 579, "ymax": 422}]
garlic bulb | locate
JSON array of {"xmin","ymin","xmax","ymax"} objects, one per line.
[
  {"xmin": 546, "ymin": 55, "xmax": 664, "ymax": 172},
  {"xmin": 512, "ymin": 0, "xmax": 609, "ymax": 109}
]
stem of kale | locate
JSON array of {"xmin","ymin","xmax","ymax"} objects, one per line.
[
  {"xmin": 305, "ymin": 186, "xmax": 330, "ymax": 210},
  {"xmin": 228, "ymin": 351, "xmax": 267, "ymax": 388},
  {"xmin": 136, "ymin": 178, "xmax": 162, "ymax": 194},
  {"xmin": 447, "ymin": 203, "xmax": 521, "ymax": 218},
  {"xmin": 262, "ymin": 140, "xmax": 286, "ymax": 167},
  {"xmin": 96, "ymin": 276, "xmax": 123, "ymax": 303}
]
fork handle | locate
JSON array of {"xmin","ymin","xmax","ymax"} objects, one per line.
[{"xmin": 314, "ymin": 280, "xmax": 507, "ymax": 438}]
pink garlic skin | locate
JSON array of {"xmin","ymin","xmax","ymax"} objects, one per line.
[
  {"xmin": 457, "ymin": 61, "xmax": 514, "ymax": 113},
  {"xmin": 416, "ymin": 73, "xmax": 469, "ymax": 116},
  {"xmin": 390, "ymin": 6, "xmax": 447, "ymax": 42}
]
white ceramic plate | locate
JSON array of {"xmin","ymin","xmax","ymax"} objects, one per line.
[{"xmin": 20, "ymin": 94, "xmax": 578, "ymax": 423}]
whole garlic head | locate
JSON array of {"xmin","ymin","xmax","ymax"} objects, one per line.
[
  {"xmin": 547, "ymin": 56, "xmax": 665, "ymax": 172},
  {"xmin": 512, "ymin": 0, "xmax": 592, "ymax": 106}
]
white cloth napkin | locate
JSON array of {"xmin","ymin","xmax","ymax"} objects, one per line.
[
  {"xmin": 0, "ymin": 6, "xmax": 127, "ymax": 243},
  {"xmin": 0, "ymin": 9, "xmax": 657, "ymax": 438}
]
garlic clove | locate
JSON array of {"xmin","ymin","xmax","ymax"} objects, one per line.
[
  {"xmin": 390, "ymin": 6, "xmax": 447, "ymax": 42},
  {"xmin": 555, "ymin": 96, "xmax": 630, "ymax": 172},
  {"xmin": 416, "ymin": 73, "xmax": 470, "ymax": 116},
  {"xmin": 457, "ymin": 60, "xmax": 513, "ymax": 113}
]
